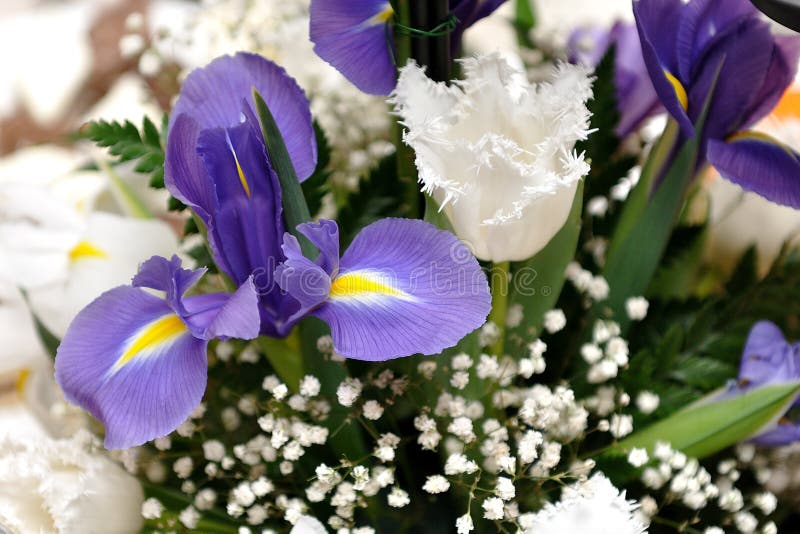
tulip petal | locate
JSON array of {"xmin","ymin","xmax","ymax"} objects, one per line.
[
  {"xmin": 310, "ymin": 0, "xmax": 397, "ymax": 96},
  {"xmin": 633, "ymin": 0, "xmax": 694, "ymax": 136},
  {"xmin": 170, "ymin": 53, "xmax": 317, "ymax": 180},
  {"xmin": 313, "ymin": 218, "xmax": 491, "ymax": 360},
  {"xmin": 707, "ymin": 134, "xmax": 800, "ymax": 209},
  {"xmin": 55, "ymin": 286, "xmax": 207, "ymax": 449}
]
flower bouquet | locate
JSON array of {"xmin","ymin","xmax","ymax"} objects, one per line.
[{"xmin": 5, "ymin": 0, "xmax": 800, "ymax": 533}]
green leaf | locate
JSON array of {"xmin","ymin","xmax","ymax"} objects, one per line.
[
  {"xmin": 513, "ymin": 0, "xmax": 536, "ymax": 47},
  {"xmin": 301, "ymin": 122, "xmax": 332, "ymax": 217},
  {"xmin": 506, "ymin": 181, "xmax": 584, "ymax": 354},
  {"xmin": 258, "ymin": 334, "xmax": 304, "ymax": 391},
  {"xmin": 336, "ymin": 153, "xmax": 407, "ymax": 247},
  {"xmin": 251, "ymin": 89, "xmax": 314, "ymax": 257},
  {"xmin": 423, "ymin": 195, "xmax": 454, "ymax": 232},
  {"xmin": 613, "ymin": 382, "xmax": 800, "ymax": 459},
  {"xmin": 647, "ymin": 222, "xmax": 708, "ymax": 300},
  {"xmin": 81, "ymin": 116, "xmax": 169, "ymax": 212}
]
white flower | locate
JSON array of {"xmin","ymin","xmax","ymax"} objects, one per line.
[
  {"xmin": 387, "ymin": 487, "xmax": 410, "ymax": 508},
  {"xmin": 482, "ymin": 496, "xmax": 505, "ymax": 520},
  {"xmin": 734, "ymin": 511, "xmax": 758, "ymax": 534},
  {"xmin": 0, "ymin": 431, "xmax": 143, "ymax": 533},
  {"xmin": 523, "ymin": 473, "xmax": 646, "ymax": 534},
  {"xmin": 179, "ymin": 506, "xmax": 200, "ymax": 529},
  {"xmin": 423, "ymin": 475, "xmax": 451, "ymax": 494},
  {"xmin": 362, "ymin": 400, "xmax": 384, "ymax": 421},
  {"xmin": 495, "ymin": 477, "xmax": 516, "ymax": 501},
  {"xmin": 625, "ymin": 297, "xmax": 649, "ymax": 321},
  {"xmin": 543, "ymin": 309, "xmax": 567, "ymax": 334},
  {"xmin": 392, "ymin": 54, "xmax": 592, "ymax": 262},
  {"xmin": 627, "ymin": 448, "xmax": 649, "ymax": 468},
  {"xmin": 445, "ymin": 453, "xmax": 479, "ymax": 475},
  {"xmin": 336, "ymin": 378, "xmax": 362, "ymax": 407},
  {"xmin": 456, "ymin": 513, "xmax": 474, "ymax": 534},
  {"xmin": 635, "ymin": 391, "xmax": 660, "ymax": 414},
  {"xmin": 203, "ymin": 440, "xmax": 226, "ymax": 462},
  {"xmin": 753, "ymin": 492, "xmax": 777, "ymax": 515},
  {"xmin": 704, "ymin": 528, "xmax": 725, "ymax": 534},
  {"xmin": 299, "ymin": 375, "xmax": 321, "ymax": 397},
  {"xmin": 610, "ymin": 415, "xmax": 634, "ymax": 438},
  {"xmin": 141, "ymin": 498, "xmax": 164, "ymax": 520},
  {"xmin": 290, "ymin": 515, "xmax": 328, "ymax": 534}
]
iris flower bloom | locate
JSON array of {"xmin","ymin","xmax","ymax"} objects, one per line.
[
  {"xmin": 166, "ymin": 52, "xmax": 317, "ymax": 337},
  {"xmin": 309, "ymin": 0, "xmax": 506, "ymax": 95},
  {"xmin": 634, "ymin": 0, "xmax": 800, "ymax": 207},
  {"xmin": 568, "ymin": 22, "xmax": 661, "ymax": 138},
  {"xmin": 55, "ymin": 256, "xmax": 261, "ymax": 448},
  {"xmin": 55, "ymin": 53, "xmax": 491, "ymax": 447},
  {"xmin": 725, "ymin": 321, "xmax": 800, "ymax": 446}
]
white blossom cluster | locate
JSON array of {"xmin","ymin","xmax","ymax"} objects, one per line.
[{"xmin": 636, "ymin": 442, "xmax": 780, "ymax": 533}]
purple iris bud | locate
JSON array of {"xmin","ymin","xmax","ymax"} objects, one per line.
[
  {"xmin": 275, "ymin": 218, "xmax": 492, "ymax": 361},
  {"xmin": 633, "ymin": 0, "xmax": 800, "ymax": 208},
  {"xmin": 568, "ymin": 21, "xmax": 662, "ymax": 138},
  {"xmin": 309, "ymin": 0, "xmax": 506, "ymax": 95},
  {"xmin": 725, "ymin": 321, "xmax": 800, "ymax": 446},
  {"xmin": 55, "ymin": 256, "xmax": 261, "ymax": 449},
  {"xmin": 165, "ymin": 53, "xmax": 318, "ymax": 336}
]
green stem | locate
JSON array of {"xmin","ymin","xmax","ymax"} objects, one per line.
[
  {"xmin": 489, "ymin": 261, "xmax": 511, "ymax": 356},
  {"xmin": 97, "ymin": 159, "xmax": 153, "ymax": 219},
  {"xmin": 514, "ymin": 0, "xmax": 536, "ymax": 48},
  {"xmin": 258, "ymin": 331, "xmax": 304, "ymax": 391}
]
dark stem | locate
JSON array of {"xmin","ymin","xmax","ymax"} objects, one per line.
[{"xmin": 426, "ymin": 0, "xmax": 452, "ymax": 83}]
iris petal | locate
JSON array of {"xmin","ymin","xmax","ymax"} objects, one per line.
[
  {"xmin": 738, "ymin": 321, "xmax": 796, "ymax": 388},
  {"xmin": 55, "ymin": 286, "xmax": 208, "ymax": 449},
  {"xmin": 633, "ymin": 0, "xmax": 694, "ymax": 136},
  {"xmin": 707, "ymin": 134, "xmax": 800, "ymax": 209},
  {"xmin": 314, "ymin": 218, "xmax": 491, "ymax": 360},
  {"xmin": 310, "ymin": 0, "xmax": 397, "ymax": 96},
  {"xmin": 170, "ymin": 52, "xmax": 317, "ymax": 181}
]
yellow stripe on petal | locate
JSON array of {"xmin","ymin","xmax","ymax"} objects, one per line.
[
  {"xmin": 15, "ymin": 368, "xmax": 30, "ymax": 396},
  {"xmin": 114, "ymin": 314, "xmax": 188, "ymax": 371},
  {"xmin": 664, "ymin": 70, "xmax": 688, "ymax": 110},
  {"xmin": 329, "ymin": 271, "xmax": 408, "ymax": 300},
  {"xmin": 370, "ymin": 5, "xmax": 394, "ymax": 24},
  {"xmin": 69, "ymin": 241, "xmax": 108, "ymax": 261},
  {"xmin": 235, "ymin": 155, "xmax": 252, "ymax": 199},
  {"xmin": 727, "ymin": 130, "xmax": 796, "ymax": 155}
]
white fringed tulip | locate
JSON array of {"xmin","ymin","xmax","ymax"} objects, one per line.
[
  {"xmin": 0, "ymin": 431, "xmax": 144, "ymax": 534},
  {"xmin": 392, "ymin": 54, "xmax": 593, "ymax": 262}
]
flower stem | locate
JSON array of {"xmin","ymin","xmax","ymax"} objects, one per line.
[{"xmin": 489, "ymin": 261, "xmax": 511, "ymax": 356}]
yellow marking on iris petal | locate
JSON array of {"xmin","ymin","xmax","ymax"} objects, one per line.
[
  {"xmin": 234, "ymin": 155, "xmax": 252, "ymax": 199},
  {"xmin": 664, "ymin": 70, "xmax": 688, "ymax": 110},
  {"xmin": 727, "ymin": 130, "xmax": 797, "ymax": 155},
  {"xmin": 370, "ymin": 5, "xmax": 394, "ymax": 24},
  {"xmin": 329, "ymin": 272, "xmax": 405, "ymax": 300},
  {"xmin": 15, "ymin": 368, "xmax": 30, "ymax": 396},
  {"xmin": 114, "ymin": 314, "xmax": 188, "ymax": 370},
  {"xmin": 69, "ymin": 241, "xmax": 108, "ymax": 261}
]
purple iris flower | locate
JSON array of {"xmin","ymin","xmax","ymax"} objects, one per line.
[
  {"xmin": 568, "ymin": 21, "xmax": 662, "ymax": 138},
  {"xmin": 309, "ymin": 0, "xmax": 506, "ymax": 95},
  {"xmin": 722, "ymin": 321, "xmax": 800, "ymax": 446},
  {"xmin": 165, "ymin": 52, "xmax": 318, "ymax": 337},
  {"xmin": 633, "ymin": 0, "xmax": 800, "ymax": 208},
  {"xmin": 276, "ymin": 218, "xmax": 491, "ymax": 360},
  {"xmin": 55, "ymin": 255, "xmax": 261, "ymax": 448}
]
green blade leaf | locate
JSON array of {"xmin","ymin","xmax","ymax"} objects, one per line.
[
  {"xmin": 613, "ymin": 382, "xmax": 800, "ymax": 459},
  {"xmin": 251, "ymin": 89, "xmax": 314, "ymax": 257},
  {"xmin": 505, "ymin": 181, "xmax": 584, "ymax": 355}
]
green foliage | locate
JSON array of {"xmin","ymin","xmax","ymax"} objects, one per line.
[
  {"xmin": 302, "ymin": 122, "xmax": 333, "ymax": 217},
  {"xmin": 647, "ymin": 222, "xmax": 708, "ymax": 301},
  {"xmin": 81, "ymin": 115, "xmax": 167, "ymax": 189},
  {"xmin": 252, "ymin": 89, "xmax": 314, "ymax": 258},
  {"xmin": 336, "ymin": 153, "xmax": 408, "ymax": 247},
  {"xmin": 505, "ymin": 181, "xmax": 584, "ymax": 357},
  {"xmin": 612, "ymin": 382, "xmax": 800, "ymax": 460}
]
